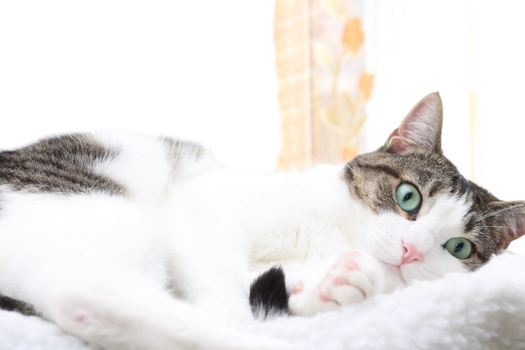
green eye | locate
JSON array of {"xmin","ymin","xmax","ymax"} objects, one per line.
[
  {"xmin": 445, "ymin": 237, "xmax": 473, "ymax": 260},
  {"xmin": 395, "ymin": 183, "xmax": 421, "ymax": 212}
]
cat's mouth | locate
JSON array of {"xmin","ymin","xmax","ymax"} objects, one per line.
[{"xmin": 379, "ymin": 260, "xmax": 407, "ymax": 284}]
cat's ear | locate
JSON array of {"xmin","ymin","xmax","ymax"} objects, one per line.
[
  {"xmin": 385, "ymin": 92, "xmax": 443, "ymax": 154},
  {"xmin": 489, "ymin": 201, "xmax": 525, "ymax": 249}
]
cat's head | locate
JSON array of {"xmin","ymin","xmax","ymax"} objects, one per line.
[{"xmin": 345, "ymin": 92, "xmax": 525, "ymax": 284}]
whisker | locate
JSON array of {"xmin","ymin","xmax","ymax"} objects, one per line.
[
  {"xmin": 475, "ymin": 225, "xmax": 505, "ymax": 229},
  {"xmin": 475, "ymin": 204, "xmax": 525, "ymax": 223}
]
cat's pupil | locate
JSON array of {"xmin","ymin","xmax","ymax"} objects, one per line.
[
  {"xmin": 454, "ymin": 242, "xmax": 464, "ymax": 253},
  {"xmin": 403, "ymin": 192, "xmax": 413, "ymax": 202}
]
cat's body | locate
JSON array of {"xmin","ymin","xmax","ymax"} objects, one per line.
[
  {"xmin": 0, "ymin": 93, "xmax": 523, "ymax": 350},
  {"xmin": 0, "ymin": 131, "xmax": 361, "ymax": 349}
]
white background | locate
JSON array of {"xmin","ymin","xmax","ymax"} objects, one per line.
[
  {"xmin": 362, "ymin": 0, "xmax": 525, "ymax": 252},
  {"xmin": 0, "ymin": 0, "xmax": 280, "ymax": 172}
]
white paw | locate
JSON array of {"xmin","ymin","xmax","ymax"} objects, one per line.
[{"xmin": 288, "ymin": 250, "xmax": 385, "ymax": 316}]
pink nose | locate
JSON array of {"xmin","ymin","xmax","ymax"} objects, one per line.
[{"xmin": 401, "ymin": 242, "xmax": 423, "ymax": 265}]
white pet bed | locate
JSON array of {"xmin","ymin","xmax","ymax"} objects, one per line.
[{"xmin": 2, "ymin": 253, "xmax": 524, "ymax": 350}]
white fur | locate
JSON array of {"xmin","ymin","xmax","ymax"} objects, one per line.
[
  {"xmin": 0, "ymin": 132, "xmax": 496, "ymax": 349},
  {"xmin": 254, "ymin": 252, "xmax": 525, "ymax": 350},
  {"xmin": 2, "ymin": 253, "xmax": 524, "ymax": 350},
  {"xmin": 367, "ymin": 195, "xmax": 472, "ymax": 286}
]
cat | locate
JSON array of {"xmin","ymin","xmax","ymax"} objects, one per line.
[
  {"xmin": 0, "ymin": 92, "xmax": 522, "ymax": 350},
  {"xmin": 250, "ymin": 93, "xmax": 525, "ymax": 318}
]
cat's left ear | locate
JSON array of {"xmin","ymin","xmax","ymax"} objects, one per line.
[
  {"xmin": 385, "ymin": 92, "xmax": 443, "ymax": 154},
  {"xmin": 489, "ymin": 201, "xmax": 525, "ymax": 249}
]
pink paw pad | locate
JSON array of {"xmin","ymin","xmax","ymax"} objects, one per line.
[
  {"xmin": 346, "ymin": 260, "xmax": 359, "ymax": 271},
  {"xmin": 292, "ymin": 281, "xmax": 304, "ymax": 294},
  {"xmin": 319, "ymin": 291, "xmax": 332, "ymax": 302},
  {"xmin": 333, "ymin": 276, "xmax": 348, "ymax": 286},
  {"xmin": 74, "ymin": 310, "xmax": 90, "ymax": 324}
]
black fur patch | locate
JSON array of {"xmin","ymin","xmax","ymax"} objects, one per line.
[
  {"xmin": 0, "ymin": 295, "xmax": 37, "ymax": 316},
  {"xmin": 249, "ymin": 267, "xmax": 289, "ymax": 319}
]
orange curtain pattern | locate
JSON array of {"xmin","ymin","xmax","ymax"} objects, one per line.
[{"xmin": 275, "ymin": 0, "xmax": 374, "ymax": 169}]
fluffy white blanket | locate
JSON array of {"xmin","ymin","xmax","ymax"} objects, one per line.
[{"xmin": 2, "ymin": 253, "xmax": 524, "ymax": 350}]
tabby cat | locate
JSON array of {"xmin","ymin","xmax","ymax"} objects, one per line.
[{"xmin": 0, "ymin": 93, "xmax": 522, "ymax": 350}]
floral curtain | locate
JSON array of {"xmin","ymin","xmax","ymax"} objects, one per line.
[{"xmin": 275, "ymin": 0, "xmax": 374, "ymax": 169}]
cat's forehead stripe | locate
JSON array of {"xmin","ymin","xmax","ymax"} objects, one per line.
[{"xmin": 353, "ymin": 161, "xmax": 401, "ymax": 179}]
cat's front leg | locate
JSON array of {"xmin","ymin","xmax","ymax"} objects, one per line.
[{"xmin": 287, "ymin": 249, "xmax": 386, "ymax": 316}]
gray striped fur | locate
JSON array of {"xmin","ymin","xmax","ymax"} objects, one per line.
[
  {"xmin": 0, "ymin": 134, "xmax": 125, "ymax": 195},
  {"xmin": 160, "ymin": 137, "xmax": 207, "ymax": 176}
]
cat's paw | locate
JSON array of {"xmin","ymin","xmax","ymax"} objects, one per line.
[{"xmin": 288, "ymin": 250, "xmax": 385, "ymax": 316}]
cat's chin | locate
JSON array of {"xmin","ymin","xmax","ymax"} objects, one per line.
[{"xmin": 381, "ymin": 262, "xmax": 408, "ymax": 291}]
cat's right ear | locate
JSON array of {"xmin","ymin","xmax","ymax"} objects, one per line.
[{"xmin": 384, "ymin": 92, "xmax": 443, "ymax": 154}]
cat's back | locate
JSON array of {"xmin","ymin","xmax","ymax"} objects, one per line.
[
  {"xmin": 0, "ymin": 131, "xmax": 216, "ymax": 298},
  {"xmin": 0, "ymin": 133, "xmax": 125, "ymax": 195},
  {"xmin": 0, "ymin": 131, "xmax": 213, "ymax": 199},
  {"xmin": 0, "ymin": 131, "xmax": 215, "ymax": 264}
]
